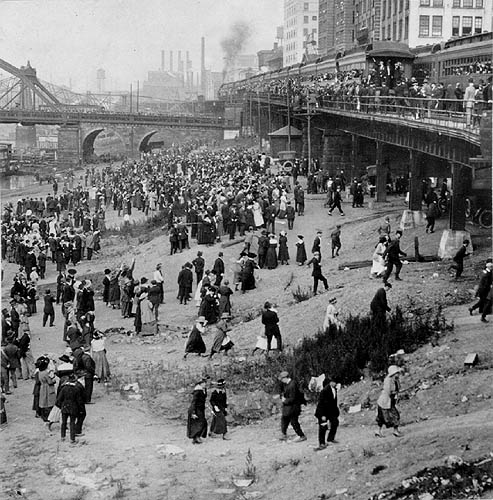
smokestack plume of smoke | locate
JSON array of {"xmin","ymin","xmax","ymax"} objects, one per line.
[{"xmin": 220, "ymin": 21, "xmax": 252, "ymax": 72}]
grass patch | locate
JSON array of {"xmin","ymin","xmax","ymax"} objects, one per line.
[{"xmin": 292, "ymin": 285, "xmax": 311, "ymax": 303}]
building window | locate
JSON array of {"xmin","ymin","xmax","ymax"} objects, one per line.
[
  {"xmin": 405, "ymin": 16, "xmax": 409, "ymax": 38},
  {"xmin": 452, "ymin": 0, "xmax": 460, "ymax": 6},
  {"xmin": 462, "ymin": 16, "xmax": 472, "ymax": 35},
  {"xmin": 420, "ymin": 0, "xmax": 430, "ymax": 5},
  {"xmin": 452, "ymin": 16, "xmax": 460, "ymax": 36},
  {"xmin": 392, "ymin": 21, "xmax": 396, "ymax": 39},
  {"xmin": 399, "ymin": 0, "xmax": 404, "ymax": 11},
  {"xmin": 474, "ymin": 17, "xmax": 482, "ymax": 33},
  {"xmin": 433, "ymin": 0, "xmax": 443, "ymax": 5},
  {"xmin": 303, "ymin": 28, "xmax": 308, "ymax": 35},
  {"xmin": 419, "ymin": 15, "xmax": 429, "ymax": 36},
  {"xmin": 304, "ymin": 16, "xmax": 309, "ymax": 23},
  {"xmin": 382, "ymin": 0, "xmax": 386, "ymax": 19},
  {"xmin": 432, "ymin": 16, "xmax": 442, "ymax": 36},
  {"xmin": 463, "ymin": 0, "xmax": 473, "ymax": 7},
  {"xmin": 382, "ymin": 26, "xmax": 386, "ymax": 39},
  {"xmin": 312, "ymin": 16, "xmax": 317, "ymax": 21},
  {"xmin": 399, "ymin": 19, "xmax": 403, "ymax": 40},
  {"xmin": 304, "ymin": 2, "xmax": 309, "ymax": 10},
  {"xmin": 476, "ymin": 0, "xmax": 483, "ymax": 7},
  {"xmin": 388, "ymin": 1, "xmax": 391, "ymax": 16}
]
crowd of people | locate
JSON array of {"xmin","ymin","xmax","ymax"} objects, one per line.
[
  {"xmin": 2, "ymin": 140, "xmax": 491, "ymax": 452},
  {"xmin": 220, "ymin": 60, "xmax": 492, "ymax": 127}
]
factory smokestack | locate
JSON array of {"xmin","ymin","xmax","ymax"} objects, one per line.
[
  {"xmin": 201, "ymin": 37, "xmax": 206, "ymax": 95},
  {"xmin": 170, "ymin": 50, "xmax": 174, "ymax": 73},
  {"xmin": 161, "ymin": 50, "xmax": 165, "ymax": 71}
]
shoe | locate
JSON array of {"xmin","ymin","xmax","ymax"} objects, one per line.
[
  {"xmin": 481, "ymin": 318, "xmax": 488, "ymax": 323},
  {"xmin": 292, "ymin": 435, "xmax": 307, "ymax": 443},
  {"xmin": 393, "ymin": 431, "xmax": 402, "ymax": 437},
  {"xmin": 314, "ymin": 444, "xmax": 327, "ymax": 451},
  {"xmin": 222, "ymin": 435, "xmax": 231, "ymax": 440},
  {"xmin": 375, "ymin": 432, "xmax": 383, "ymax": 438},
  {"xmin": 395, "ymin": 277, "xmax": 403, "ymax": 281},
  {"xmin": 5, "ymin": 392, "xmax": 11, "ymax": 395},
  {"xmin": 279, "ymin": 434, "xmax": 288, "ymax": 441},
  {"xmin": 75, "ymin": 433, "xmax": 85, "ymax": 437},
  {"xmin": 469, "ymin": 308, "xmax": 473, "ymax": 316},
  {"xmin": 328, "ymin": 213, "xmax": 333, "ymax": 216},
  {"xmin": 327, "ymin": 439, "xmax": 339, "ymax": 444}
]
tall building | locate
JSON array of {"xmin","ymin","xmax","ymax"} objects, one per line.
[
  {"xmin": 283, "ymin": 0, "xmax": 320, "ymax": 66},
  {"xmin": 319, "ymin": 0, "xmax": 356, "ymax": 56},
  {"xmin": 353, "ymin": 0, "xmax": 492, "ymax": 47}
]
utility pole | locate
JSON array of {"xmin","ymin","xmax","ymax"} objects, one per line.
[
  {"xmin": 257, "ymin": 90, "xmax": 262, "ymax": 150},
  {"xmin": 129, "ymin": 84, "xmax": 133, "ymax": 113},
  {"xmin": 136, "ymin": 80, "xmax": 140, "ymax": 113},
  {"xmin": 287, "ymin": 76, "xmax": 292, "ymax": 150},
  {"xmin": 307, "ymin": 96, "xmax": 311, "ymax": 173}
]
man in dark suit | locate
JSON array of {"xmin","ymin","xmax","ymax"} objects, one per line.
[
  {"xmin": 278, "ymin": 371, "xmax": 306, "ymax": 442},
  {"xmin": 213, "ymin": 252, "xmax": 225, "ymax": 287},
  {"xmin": 314, "ymin": 377, "xmax": 340, "ymax": 450},
  {"xmin": 312, "ymin": 231, "xmax": 322, "ymax": 259},
  {"xmin": 449, "ymin": 240, "xmax": 470, "ymax": 279},
  {"xmin": 261, "ymin": 301, "xmax": 282, "ymax": 353},
  {"xmin": 370, "ymin": 282, "xmax": 392, "ymax": 324},
  {"xmin": 307, "ymin": 252, "xmax": 329, "ymax": 295},
  {"xmin": 382, "ymin": 230, "xmax": 407, "ymax": 283}
]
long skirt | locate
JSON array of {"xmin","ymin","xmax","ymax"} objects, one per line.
[
  {"xmin": 187, "ymin": 411, "xmax": 207, "ymax": 439},
  {"xmin": 210, "ymin": 410, "xmax": 227, "ymax": 435},
  {"xmin": 185, "ymin": 329, "xmax": 206, "ymax": 354},
  {"xmin": 93, "ymin": 350, "xmax": 111, "ymax": 381},
  {"xmin": 376, "ymin": 405, "xmax": 400, "ymax": 428}
]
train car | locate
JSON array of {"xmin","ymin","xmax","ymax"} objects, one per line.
[{"xmin": 413, "ymin": 32, "xmax": 492, "ymax": 87}]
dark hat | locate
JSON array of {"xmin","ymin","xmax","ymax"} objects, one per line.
[
  {"xmin": 247, "ymin": 252, "xmax": 257, "ymax": 258},
  {"xmin": 58, "ymin": 354, "xmax": 72, "ymax": 363},
  {"xmin": 45, "ymin": 289, "xmax": 51, "ymax": 294},
  {"xmin": 197, "ymin": 251, "xmax": 203, "ymax": 256},
  {"xmin": 215, "ymin": 379, "xmax": 226, "ymax": 388},
  {"xmin": 384, "ymin": 282, "xmax": 392, "ymax": 289},
  {"xmin": 67, "ymin": 268, "xmax": 77, "ymax": 276},
  {"xmin": 396, "ymin": 230, "xmax": 403, "ymax": 236},
  {"xmin": 297, "ymin": 235, "xmax": 304, "ymax": 239}
]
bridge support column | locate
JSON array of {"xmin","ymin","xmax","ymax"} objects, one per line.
[
  {"xmin": 400, "ymin": 151, "xmax": 426, "ymax": 230},
  {"xmin": 322, "ymin": 130, "xmax": 352, "ymax": 177},
  {"xmin": 438, "ymin": 163, "xmax": 472, "ymax": 259},
  {"xmin": 375, "ymin": 142, "xmax": 387, "ymax": 203},
  {"xmin": 15, "ymin": 125, "xmax": 36, "ymax": 150},
  {"xmin": 58, "ymin": 125, "xmax": 81, "ymax": 169}
]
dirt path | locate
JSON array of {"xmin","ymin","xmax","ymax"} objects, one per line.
[{"xmin": 2, "ymin": 180, "xmax": 492, "ymax": 500}]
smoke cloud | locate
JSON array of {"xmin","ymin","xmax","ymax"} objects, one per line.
[{"xmin": 220, "ymin": 21, "xmax": 252, "ymax": 70}]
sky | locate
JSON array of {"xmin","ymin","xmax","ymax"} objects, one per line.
[{"xmin": 0, "ymin": 0, "xmax": 283, "ymax": 92}]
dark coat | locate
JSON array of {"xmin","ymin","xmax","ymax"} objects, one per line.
[
  {"xmin": 315, "ymin": 384, "xmax": 340, "ymax": 419},
  {"xmin": 281, "ymin": 379, "xmax": 306, "ymax": 417},
  {"xmin": 370, "ymin": 288, "xmax": 390, "ymax": 315},
  {"xmin": 307, "ymin": 256, "xmax": 324, "ymax": 277},
  {"xmin": 383, "ymin": 239, "xmax": 406, "ymax": 262},
  {"xmin": 56, "ymin": 380, "xmax": 86, "ymax": 416},
  {"xmin": 213, "ymin": 257, "xmax": 225, "ymax": 277}
]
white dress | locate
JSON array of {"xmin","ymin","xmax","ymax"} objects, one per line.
[{"xmin": 371, "ymin": 242, "xmax": 387, "ymax": 276}]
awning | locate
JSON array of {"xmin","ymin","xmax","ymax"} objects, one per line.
[{"xmin": 367, "ymin": 42, "xmax": 415, "ymax": 59}]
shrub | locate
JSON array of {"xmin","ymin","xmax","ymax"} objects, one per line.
[{"xmin": 292, "ymin": 285, "xmax": 311, "ymax": 303}]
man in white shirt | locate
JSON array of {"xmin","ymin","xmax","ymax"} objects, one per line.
[{"xmin": 153, "ymin": 263, "xmax": 165, "ymax": 304}]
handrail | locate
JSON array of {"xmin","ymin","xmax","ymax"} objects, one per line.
[{"xmin": 245, "ymin": 92, "xmax": 487, "ymax": 134}]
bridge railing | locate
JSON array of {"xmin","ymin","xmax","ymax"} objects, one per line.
[{"xmin": 248, "ymin": 92, "xmax": 488, "ymax": 133}]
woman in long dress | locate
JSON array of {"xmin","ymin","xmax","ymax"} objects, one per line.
[
  {"xmin": 91, "ymin": 331, "xmax": 111, "ymax": 382},
  {"xmin": 375, "ymin": 365, "xmax": 402, "ymax": 437},
  {"xmin": 296, "ymin": 235, "xmax": 307, "ymax": 266},
  {"xmin": 184, "ymin": 317, "xmax": 207, "ymax": 358},
  {"xmin": 38, "ymin": 357, "xmax": 57, "ymax": 422},
  {"xmin": 218, "ymin": 281, "xmax": 233, "ymax": 316},
  {"xmin": 187, "ymin": 378, "xmax": 208, "ymax": 444},
  {"xmin": 209, "ymin": 314, "xmax": 234, "ymax": 359},
  {"xmin": 209, "ymin": 379, "xmax": 229, "ymax": 439},
  {"xmin": 139, "ymin": 290, "xmax": 157, "ymax": 335},
  {"xmin": 265, "ymin": 234, "xmax": 278, "ymax": 270},
  {"xmin": 371, "ymin": 236, "xmax": 388, "ymax": 278},
  {"xmin": 278, "ymin": 231, "xmax": 290, "ymax": 265}
]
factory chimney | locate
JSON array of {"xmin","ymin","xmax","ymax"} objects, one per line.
[
  {"xmin": 169, "ymin": 50, "xmax": 174, "ymax": 73},
  {"xmin": 201, "ymin": 37, "xmax": 206, "ymax": 95}
]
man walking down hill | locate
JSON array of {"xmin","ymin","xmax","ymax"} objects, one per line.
[
  {"xmin": 278, "ymin": 371, "xmax": 307, "ymax": 443},
  {"xmin": 314, "ymin": 377, "xmax": 340, "ymax": 451},
  {"xmin": 382, "ymin": 230, "xmax": 407, "ymax": 283}
]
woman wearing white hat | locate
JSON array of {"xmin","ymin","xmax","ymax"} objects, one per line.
[{"xmin": 375, "ymin": 365, "xmax": 402, "ymax": 437}]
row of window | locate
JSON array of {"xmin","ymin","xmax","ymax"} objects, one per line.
[
  {"xmin": 452, "ymin": 15, "xmax": 483, "ymax": 36},
  {"xmin": 418, "ymin": 14, "xmax": 482, "ymax": 37},
  {"xmin": 285, "ymin": 42, "xmax": 298, "ymax": 52},
  {"xmin": 382, "ymin": 0, "xmax": 406, "ymax": 20},
  {"xmin": 304, "ymin": 15, "xmax": 317, "ymax": 23},
  {"xmin": 420, "ymin": 0, "xmax": 483, "ymax": 5}
]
